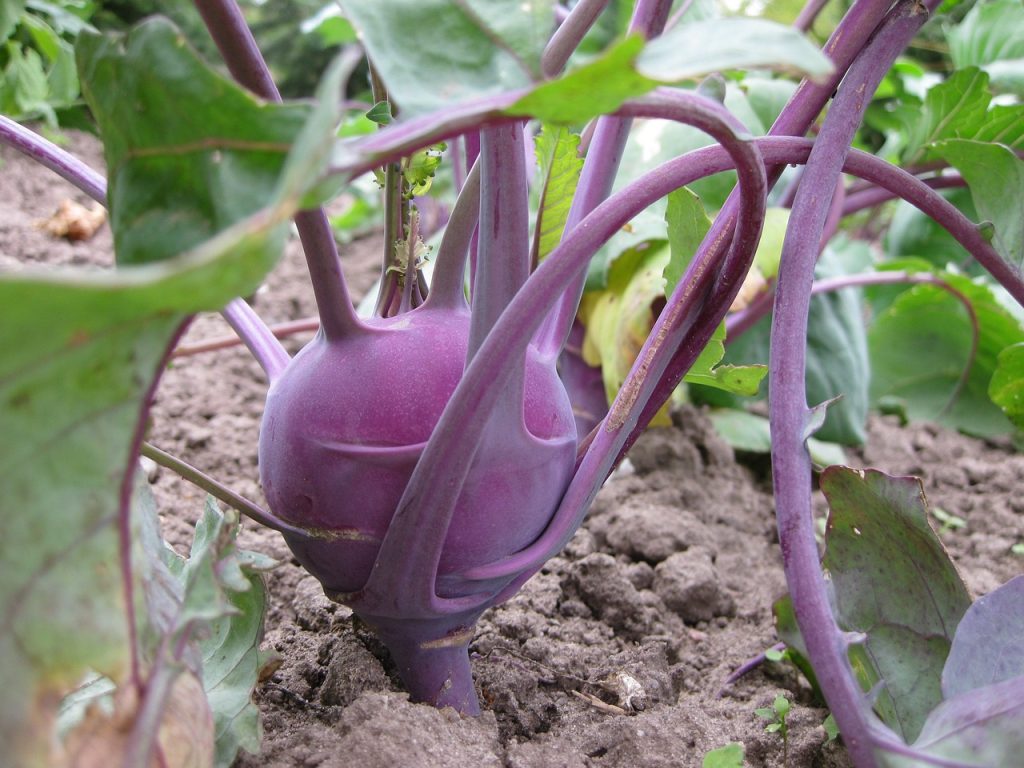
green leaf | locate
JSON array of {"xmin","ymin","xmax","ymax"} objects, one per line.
[
  {"xmin": 948, "ymin": 0, "xmax": 1024, "ymax": 94},
  {"xmin": 683, "ymin": 323, "xmax": 767, "ymax": 397},
  {"xmin": 339, "ymin": 0, "xmax": 554, "ymax": 117},
  {"xmin": 0, "ymin": 0, "xmax": 24, "ymax": 43},
  {"xmin": 901, "ymin": 68, "xmax": 993, "ymax": 163},
  {"xmin": 934, "ymin": 139, "xmax": 1024, "ymax": 272},
  {"xmin": 664, "ymin": 186, "xmax": 711, "ymax": 294},
  {"xmin": 365, "ymin": 100, "xmax": 393, "ymax": 125},
  {"xmin": 709, "ymin": 409, "xmax": 845, "ymax": 468},
  {"xmin": 1, "ymin": 32, "xmax": 343, "ymax": 764},
  {"xmin": 636, "ymin": 17, "xmax": 833, "ymax": 84},
  {"xmin": 820, "ymin": 467, "xmax": 972, "ymax": 742},
  {"xmin": 76, "ymin": 18, "xmax": 314, "ymax": 266},
  {"xmin": 990, "ymin": 342, "xmax": 1024, "ymax": 428},
  {"xmin": 509, "ymin": 35, "xmax": 655, "ymax": 124},
  {"xmin": 176, "ymin": 501, "xmax": 274, "ymax": 767},
  {"xmin": 869, "ymin": 272, "xmax": 1024, "ymax": 437},
  {"xmin": 532, "ymin": 125, "xmax": 583, "ymax": 263},
  {"xmin": 703, "ymin": 741, "xmax": 744, "ymax": 768}
]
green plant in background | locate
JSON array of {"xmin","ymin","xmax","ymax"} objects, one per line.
[
  {"xmin": 756, "ymin": 694, "xmax": 792, "ymax": 764},
  {"xmin": 0, "ymin": 0, "xmax": 96, "ymax": 125}
]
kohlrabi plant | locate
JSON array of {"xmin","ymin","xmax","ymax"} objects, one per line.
[{"xmin": 2, "ymin": 0, "xmax": 1023, "ymax": 766}]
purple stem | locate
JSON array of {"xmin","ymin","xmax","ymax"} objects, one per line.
[
  {"xmin": 841, "ymin": 173, "xmax": 964, "ymax": 216},
  {"xmin": 0, "ymin": 114, "xmax": 106, "ymax": 204},
  {"xmin": 222, "ymin": 298, "xmax": 290, "ymax": 381},
  {"xmin": 541, "ymin": 0, "xmax": 610, "ymax": 78},
  {"xmin": 423, "ymin": 161, "xmax": 479, "ymax": 312},
  {"xmin": 195, "ymin": 0, "xmax": 361, "ymax": 341},
  {"xmin": 720, "ymin": 642, "xmax": 786, "ymax": 691},
  {"xmin": 768, "ymin": 3, "xmax": 929, "ymax": 765},
  {"xmin": 118, "ymin": 320, "xmax": 191, "ymax": 691},
  {"xmin": 819, "ymin": 178, "xmax": 847, "ymax": 251},
  {"xmin": 535, "ymin": 0, "xmax": 673, "ymax": 358},
  {"xmin": 794, "ymin": 0, "xmax": 832, "ymax": 32},
  {"xmin": 468, "ymin": 99, "xmax": 767, "ymax": 588},
  {"xmin": 467, "ymin": 123, "xmax": 531, "ymax": 360}
]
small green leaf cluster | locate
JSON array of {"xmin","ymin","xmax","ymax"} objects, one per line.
[{"xmin": 0, "ymin": 0, "xmax": 94, "ymax": 124}]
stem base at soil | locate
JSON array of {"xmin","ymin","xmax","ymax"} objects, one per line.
[{"xmin": 366, "ymin": 615, "xmax": 482, "ymax": 716}]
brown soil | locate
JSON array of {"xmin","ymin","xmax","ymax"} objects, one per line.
[{"xmin": 4, "ymin": 131, "xmax": 1022, "ymax": 768}]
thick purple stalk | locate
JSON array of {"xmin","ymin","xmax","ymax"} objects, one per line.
[
  {"xmin": 535, "ymin": 0, "xmax": 673, "ymax": 357},
  {"xmin": 467, "ymin": 123, "xmax": 531, "ymax": 360},
  {"xmin": 769, "ymin": 3, "xmax": 929, "ymax": 765},
  {"xmin": 541, "ymin": 0, "xmax": 610, "ymax": 78},
  {"xmin": 194, "ymin": 0, "xmax": 361, "ymax": 340},
  {"xmin": 222, "ymin": 298, "xmax": 290, "ymax": 381}
]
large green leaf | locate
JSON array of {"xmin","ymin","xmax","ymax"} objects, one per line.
[
  {"xmin": 934, "ymin": 139, "xmax": 1024, "ymax": 272},
  {"xmin": 947, "ymin": 0, "xmax": 1024, "ymax": 95},
  {"xmin": 635, "ymin": 17, "xmax": 832, "ymax": 83},
  {"xmin": 508, "ymin": 34, "xmax": 655, "ymax": 125},
  {"xmin": 0, "ymin": 24, "xmax": 345, "ymax": 765},
  {"xmin": 0, "ymin": 2, "xmax": 24, "ymax": 43},
  {"xmin": 339, "ymin": 0, "xmax": 554, "ymax": 117},
  {"xmin": 820, "ymin": 467, "xmax": 972, "ymax": 742},
  {"xmin": 76, "ymin": 18, "xmax": 314, "ymax": 266},
  {"xmin": 869, "ymin": 271, "xmax": 1024, "ymax": 437},
  {"xmin": 894, "ymin": 66, "xmax": 1024, "ymax": 168}
]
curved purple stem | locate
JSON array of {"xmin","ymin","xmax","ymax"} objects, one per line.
[
  {"xmin": 423, "ymin": 162, "xmax": 479, "ymax": 312},
  {"xmin": 541, "ymin": 0, "xmax": 610, "ymax": 78},
  {"xmin": 769, "ymin": 2, "xmax": 930, "ymax": 765},
  {"xmin": 222, "ymin": 298, "xmax": 290, "ymax": 381},
  {"xmin": 0, "ymin": 114, "xmax": 106, "ymax": 204},
  {"xmin": 195, "ymin": 0, "xmax": 362, "ymax": 341},
  {"xmin": 842, "ymin": 173, "xmax": 965, "ymax": 217}
]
